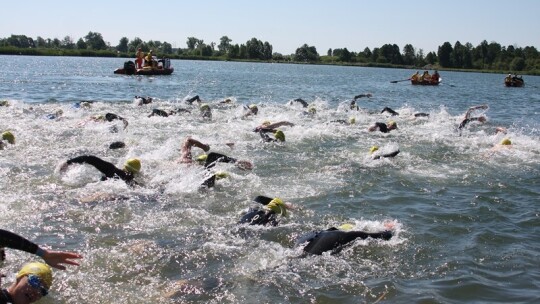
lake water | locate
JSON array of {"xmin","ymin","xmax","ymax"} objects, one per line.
[{"xmin": 0, "ymin": 55, "xmax": 539, "ymax": 303}]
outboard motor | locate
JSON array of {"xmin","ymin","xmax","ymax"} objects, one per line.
[{"xmin": 124, "ymin": 60, "xmax": 136, "ymax": 75}]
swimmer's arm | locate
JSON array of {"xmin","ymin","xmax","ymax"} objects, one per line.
[
  {"xmin": 353, "ymin": 93, "xmax": 372, "ymax": 100},
  {"xmin": 65, "ymin": 155, "xmax": 119, "ymax": 178},
  {"xmin": 266, "ymin": 121, "xmax": 294, "ymax": 129}
]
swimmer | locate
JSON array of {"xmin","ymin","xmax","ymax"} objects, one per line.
[
  {"xmin": 369, "ymin": 146, "xmax": 400, "ymax": 160},
  {"xmin": 238, "ymin": 196, "xmax": 293, "ymax": 226},
  {"xmin": 289, "ymin": 98, "xmax": 309, "ymax": 108},
  {"xmin": 0, "ymin": 131, "xmax": 15, "ymax": 150},
  {"xmin": 134, "ymin": 96, "xmax": 153, "ymax": 106},
  {"xmin": 199, "ymin": 103, "xmax": 212, "ymax": 120},
  {"xmin": 71, "ymin": 101, "xmax": 93, "ymax": 109},
  {"xmin": 330, "ymin": 117, "xmax": 356, "ymax": 125},
  {"xmin": 147, "ymin": 108, "xmax": 191, "ymax": 117},
  {"xmin": 368, "ymin": 121, "xmax": 398, "ymax": 133},
  {"xmin": 45, "ymin": 109, "xmax": 63, "ymax": 120},
  {"xmin": 457, "ymin": 104, "xmax": 488, "ymax": 133},
  {"xmin": 59, "ymin": 155, "xmax": 141, "ymax": 186},
  {"xmin": 488, "ymin": 137, "xmax": 513, "ymax": 154},
  {"xmin": 350, "ymin": 93, "xmax": 372, "ymax": 110},
  {"xmin": 0, "ymin": 229, "xmax": 82, "ymax": 270},
  {"xmin": 79, "ymin": 113, "xmax": 129, "ymax": 130},
  {"xmin": 185, "ymin": 95, "xmax": 202, "ymax": 104},
  {"xmin": 295, "ymin": 224, "xmax": 393, "ymax": 255},
  {"xmin": 243, "ymin": 104, "xmax": 258, "ymax": 117},
  {"xmin": 253, "ymin": 121, "xmax": 294, "ymax": 132},
  {"xmin": 1, "ymin": 262, "xmax": 54, "ymax": 303},
  {"xmin": 259, "ymin": 129, "xmax": 286, "ymax": 142},
  {"xmin": 109, "ymin": 141, "xmax": 126, "ymax": 149},
  {"xmin": 380, "ymin": 107, "xmax": 430, "ymax": 118}
]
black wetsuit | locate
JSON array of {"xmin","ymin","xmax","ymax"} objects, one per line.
[
  {"xmin": 295, "ymin": 227, "xmax": 393, "ymax": 255},
  {"xmin": 381, "ymin": 107, "xmax": 399, "ymax": 116},
  {"xmin": 372, "ymin": 150, "xmax": 400, "ymax": 160},
  {"xmin": 185, "ymin": 95, "xmax": 201, "ymax": 104},
  {"xmin": 0, "ymin": 229, "xmax": 39, "ymax": 257},
  {"xmin": 200, "ymin": 152, "xmax": 238, "ymax": 188},
  {"xmin": 135, "ymin": 96, "xmax": 153, "ymax": 105},
  {"xmin": 238, "ymin": 196, "xmax": 280, "ymax": 226},
  {"xmin": 66, "ymin": 155, "xmax": 134, "ymax": 184},
  {"xmin": 292, "ymin": 98, "xmax": 309, "ymax": 108},
  {"xmin": 458, "ymin": 117, "xmax": 483, "ymax": 130},
  {"xmin": 373, "ymin": 122, "xmax": 391, "ymax": 133},
  {"xmin": 0, "ymin": 288, "xmax": 14, "ymax": 304}
]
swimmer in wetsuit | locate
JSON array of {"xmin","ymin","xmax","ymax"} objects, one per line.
[
  {"xmin": 147, "ymin": 108, "xmax": 191, "ymax": 117},
  {"xmin": 380, "ymin": 107, "xmax": 430, "ymax": 118},
  {"xmin": 185, "ymin": 95, "xmax": 202, "ymax": 104},
  {"xmin": 369, "ymin": 146, "xmax": 400, "ymax": 160},
  {"xmin": 59, "ymin": 155, "xmax": 141, "ymax": 186},
  {"xmin": 0, "ymin": 229, "xmax": 81, "ymax": 270},
  {"xmin": 0, "ymin": 131, "xmax": 15, "ymax": 150},
  {"xmin": 134, "ymin": 96, "xmax": 153, "ymax": 106},
  {"xmin": 349, "ymin": 93, "xmax": 373, "ymax": 110},
  {"xmin": 457, "ymin": 104, "xmax": 488, "ymax": 134},
  {"xmin": 238, "ymin": 196, "xmax": 292, "ymax": 226},
  {"xmin": 253, "ymin": 120, "xmax": 294, "ymax": 142},
  {"xmin": 1, "ymin": 262, "xmax": 54, "ymax": 304},
  {"xmin": 295, "ymin": 225, "xmax": 393, "ymax": 255},
  {"xmin": 368, "ymin": 121, "xmax": 398, "ymax": 133}
]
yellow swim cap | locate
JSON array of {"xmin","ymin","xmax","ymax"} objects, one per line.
[
  {"xmin": 500, "ymin": 138, "xmax": 512, "ymax": 145},
  {"xmin": 308, "ymin": 106, "xmax": 316, "ymax": 114},
  {"xmin": 200, "ymin": 103, "xmax": 210, "ymax": 111},
  {"xmin": 124, "ymin": 158, "xmax": 141, "ymax": 173},
  {"xmin": 338, "ymin": 223, "xmax": 354, "ymax": 231},
  {"xmin": 261, "ymin": 120, "xmax": 271, "ymax": 126},
  {"xmin": 249, "ymin": 104, "xmax": 257, "ymax": 110},
  {"xmin": 17, "ymin": 262, "xmax": 53, "ymax": 289},
  {"xmin": 370, "ymin": 146, "xmax": 379, "ymax": 154},
  {"xmin": 349, "ymin": 117, "xmax": 356, "ymax": 124},
  {"xmin": 2, "ymin": 131, "xmax": 15, "ymax": 144},
  {"xmin": 215, "ymin": 171, "xmax": 229, "ymax": 179},
  {"xmin": 388, "ymin": 120, "xmax": 396, "ymax": 127},
  {"xmin": 274, "ymin": 130, "xmax": 285, "ymax": 142},
  {"xmin": 267, "ymin": 198, "xmax": 286, "ymax": 216},
  {"xmin": 195, "ymin": 154, "xmax": 208, "ymax": 162}
]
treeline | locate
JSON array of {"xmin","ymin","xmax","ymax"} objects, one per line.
[{"xmin": 1, "ymin": 32, "xmax": 539, "ymax": 74}]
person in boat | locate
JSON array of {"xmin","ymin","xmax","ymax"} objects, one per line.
[
  {"xmin": 1, "ymin": 262, "xmax": 54, "ymax": 304},
  {"xmin": 419, "ymin": 71, "xmax": 431, "ymax": 82},
  {"xmin": 59, "ymin": 156, "xmax": 142, "ymax": 186},
  {"xmin": 431, "ymin": 70, "xmax": 440, "ymax": 83},
  {"xmin": 135, "ymin": 48, "xmax": 144, "ymax": 69},
  {"xmin": 0, "ymin": 131, "xmax": 15, "ymax": 150},
  {"xmin": 349, "ymin": 93, "xmax": 373, "ymax": 110},
  {"xmin": 410, "ymin": 71, "xmax": 420, "ymax": 82},
  {"xmin": 0, "ymin": 229, "xmax": 82, "ymax": 270},
  {"xmin": 144, "ymin": 50, "xmax": 156, "ymax": 68},
  {"xmin": 238, "ymin": 196, "xmax": 293, "ymax": 226},
  {"xmin": 368, "ymin": 120, "xmax": 398, "ymax": 133},
  {"xmin": 369, "ymin": 145, "xmax": 400, "ymax": 160},
  {"xmin": 295, "ymin": 223, "xmax": 393, "ymax": 255},
  {"xmin": 457, "ymin": 104, "xmax": 488, "ymax": 133},
  {"xmin": 505, "ymin": 73, "xmax": 513, "ymax": 83}
]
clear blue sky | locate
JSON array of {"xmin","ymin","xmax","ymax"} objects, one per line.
[{"xmin": 2, "ymin": 0, "xmax": 539, "ymax": 55}]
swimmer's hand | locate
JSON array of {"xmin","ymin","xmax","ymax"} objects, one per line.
[
  {"xmin": 41, "ymin": 248, "xmax": 83, "ymax": 270},
  {"xmin": 58, "ymin": 162, "xmax": 69, "ymax": 173}
]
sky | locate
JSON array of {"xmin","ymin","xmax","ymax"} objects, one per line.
[{"xmin": 2, "ymin": 0, "xmax": 539, "ymax": 55}]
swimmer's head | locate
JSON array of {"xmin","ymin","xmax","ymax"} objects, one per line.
[
  {"xmin": 215, "ymin": 171, "xmax": 229, "ymax": 179},
  {"xmin": 195, "ymin": 154, "xmax": 208, "ymax": 163},
  {"xmin": 274, "ymin": 130, "xmax": 285, "ymax": 142},
  {"xmin": 478, "ymin": 116, "xmax": 487, "ymax": 123},
  {"xmin": 267, "ymin": 198, "xmax": 286, "ymax": 216},
  {"xmin": 124, "ymin": 158, "xmax": 141, "ymax": 174},
  {"xmin": 500, "ymin": 138, "xmax": 512, "ymax": 145},
  {"xmin": 261, "ymin": 120, "xmax": 271, "ymax": 127},
  {"xmin": 308, "ymin": 106, "xmax": 316, "ymax": 114},
  {"xmin": 349, "ymin": 117, "xmax": 356, "ymax": 125},
  {"xmin": 2, "ymin": 131, "xmax": 15, "ymax": 144},
  {"xmin": 93, "ymin": 114, "xmax": 105, "ymax": 121},
  {"xmin": 369, "ymin": 146, "xmax": 379, "ymax": 154},
  {"xmin": 200, "ymin": 103, "xmax": 210, "ymax": 111},
  {"xmin": 338, "ymin": 223, "xmax": 354, "ymax": 231},
  {"xmin": 248, "ymin": 104, "xmax": 258, "ymax": 114},
  {"xmin": 17, "ymin": 262, "xmax": 53, "ymax": 290},
  {"xmin": 388, "ymin": 120, "xmax": 397, "ymax": 130}
]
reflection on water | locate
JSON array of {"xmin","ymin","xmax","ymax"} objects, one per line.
[{"xmin": 0, "ymin": 56, "xmax": 539, "ymax": 303}]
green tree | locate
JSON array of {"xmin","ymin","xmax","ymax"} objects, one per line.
[
  {"xmin": 128, "ymin": 37, "xmax": 143, "ymax": 53},
  {"xmin": 186, "ymin": 37, "xmax": 199, "ymax": 50},
  {"xmin": 218, "ymin": 36, "xmax": 232, "ymax": 53},
  {"xmin": 161, "ymin": 42, "xmax": 173, "ymax": 54},
  {"xmin": 510, "ymin": 57, "xmax": 526, "ymax": 71},
  {"xmin": 84, "ymin": 31, "xmax": 107, "ymax": 50},
  {"xmin": 294, "ymin": 44, "xmax": 319, "ymax": 62},
  {"xmin": 76, "ymin": 38, "xmax": 87, "ymax": 49},
  {"xmin": 61, "ymin": 36, "xmax": 75, "ymax": 49},
  {"xmin": 402, "ymin": 44, "xmax": 416, "ymax": 65},
  {"xmin": 438, "ymin": 42, "xmax": 453, "ymax": 67},
  {"xmin": 117, "ymin": 37, "xmax": 129, "ymax": 53},
  {"xmin": 35, "ymin": 36, "xmax": 47, "ymax": 48},
  {"xmin": 425, "ymin": 51, "xmax": 437, "ymax": 65},
  {"xmin": 339, "ymin": 47, "xmax": 352, "ymax": 62}
]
